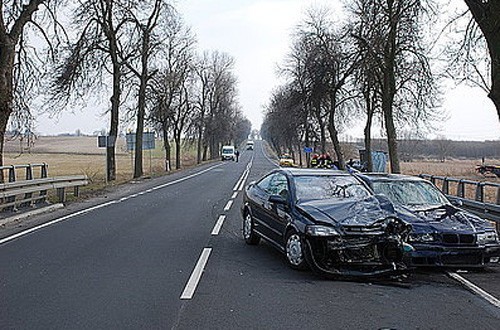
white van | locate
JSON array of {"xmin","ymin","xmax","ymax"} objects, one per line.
[{"xmin": 221, "ymin": 145, "xmax": 236, "ymax": 161}]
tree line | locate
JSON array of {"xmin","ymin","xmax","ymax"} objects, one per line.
[
  {"xmin": 0, "ymin": 0, "xmax": 251, "ymax": 181},
  {"xmin": 261, "ymin": 0, "xmax": 500, "ymax": 173}
]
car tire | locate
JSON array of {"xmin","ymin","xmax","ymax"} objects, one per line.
[
  {"xmin": 243, "ymin": 212, "xmax": 260, "ymax": 245},
  {"xmin": 285, "ymin": 230, "xmax": 308, "ymax": 270}
]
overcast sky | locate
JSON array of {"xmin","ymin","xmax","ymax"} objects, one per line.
[{"xmin": 36, "ymin": 0, "xmax": 500, "ymax": 141}]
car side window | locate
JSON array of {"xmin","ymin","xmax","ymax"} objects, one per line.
[
  {"xmin": 256, "ymin": 174, "xmax": 275, "ymax": 192},
  {"xmin": 269, "ymin": 174, "xmax": 289, "ymax": 196},
  {"xmin": 256, "ymin": 173, "xmax": 289, "ymax": 197}
]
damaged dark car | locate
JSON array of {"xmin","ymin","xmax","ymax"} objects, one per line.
[
  {"xmin": 241, "ymin": 169, "xmax": 412, "ymax": 277},
  {"xmin": 356, "ymin": 173, "xmax": 500, "ymax": 267}
]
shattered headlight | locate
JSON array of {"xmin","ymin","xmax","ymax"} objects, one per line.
[
  {"xmin": 477, "ymin": 231, "xmax": 499, "ymax": 245},
  {"xmin": 408, "ymin": 233, "xmax": 436, "ymax": 243},
  {"xmin": 306, "ymin": 225, "xmax": 340, "ymax": 237}
]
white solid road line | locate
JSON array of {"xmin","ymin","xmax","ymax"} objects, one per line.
[
  {"xmin": 180, "ymin": 248, "xmax": 212, "ymax": 300},
  {"xmin": 0, "ymin": 200, "xmax": 119, "ymax": 245},
  {"xmin": 447, "ymin": 271, "xmax": 500, "ymax": 308},
  {"xmin": 237, "ymin": 170, "xmax": 250, "ymax": 191},
  {"xmin": 0, "ymin": 163, "xmax": 223, "ymax": 246},
  {"xmin": 232, "ymin": 179, "xmax": 241, "ymax": 191},
  {"xmin": 211, "ymin": 215, "xmax": 226, "ymax": 235},
  {"xmin": 223, "ymin": 200, "xmax": 233, "ymax": 211}
]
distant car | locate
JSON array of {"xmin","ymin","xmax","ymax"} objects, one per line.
[
  {"xmin": 356, "ymin": 173, "xmax": 500, "ymax": 267},
  {"xmin": 246, "ymin": 141, "xmax": 254, "ymax": 150},
  {"xmin": 241, "ymin": 169, "xmax": 412, "ymax": 277},
  {"xmin": 279, "ymin": 154, "xmax": 294, "ymax": 167},
  {"xmin": 221, "ymin": 145, "xmax": 235, "ymax": 161}
]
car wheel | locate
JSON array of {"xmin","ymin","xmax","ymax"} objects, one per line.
[
  {"xmin": 285, "ymin": 231, "xmax": 308, "ymax": 270},
  {"xmin": 243, "ymin": 212, "xmax": 260, "ymax": 245}
]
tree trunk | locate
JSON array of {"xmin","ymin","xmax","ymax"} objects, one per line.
[
  {"xmin": 487, "ymin": 34, "xmax": 500, "ymax": 121},
  {"xmin": 363, "ymin": 88, "xmax": 374, "ymax": 172},
  {"xmin": 202, "ymin": 144, "xmax": 208, "ymax": 161},
  {"xmin": 175, "ymin": 134, "xmax": 181, "ymax": 169},
  {"xmin": 464, "ymin": 0, "xmax": 500, "ymax": 120},
  {"xmin": 107, "ymin": 58, "xmax": 120, "ymax": 181},
  {"xmin": 0, "ymin": 41, "xmax": 15, "ymax": 168},
  {"xmin": 0, "ymin": 109, "xmax": 10, "ymax": 171},
  {"xmin": 328, "ymin": 94, "xmax": 345, "ymax": 170},
  {"xmin": 133, "ymin": 30, "xmax": 150, "ymax": 179},
  {"xmin": 162, "ymin": 122, "xmax": 171, "ymax": 171},
  {"xmin": 382, "ymin": 0, "xmax": 401, "ymax": 174},
  {"xmin": 297, "ymin": 142, "xmax": 303, "ymax": 167},
  {"xmin": 197, "ymin": 125, "xmax": 203, "ymax": 164},
  {"xmin": 305, "ymin": 120, "xmax": 311, "ymax": 168}
]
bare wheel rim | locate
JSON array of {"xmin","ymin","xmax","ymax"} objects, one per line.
[
  {"xmin": 243, "ymin": 214, "xmax": 252, "ymax": 239},
  {"xmin": 286, "ymin": 234, "xmax": 303, "ymax": 266}
]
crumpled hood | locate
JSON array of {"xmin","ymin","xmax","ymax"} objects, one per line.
[
  {"xmin": 399, "ymin": 204, "xmax": 493, "ymax": 233},
  {"xmin": 297, "ymin": 196, "xmax": 396, "ymax": 227}
]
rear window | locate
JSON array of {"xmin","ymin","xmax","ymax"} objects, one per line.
[{"xmin": 294, "ymin": 175, "xmax": 371, "ymax": 201}]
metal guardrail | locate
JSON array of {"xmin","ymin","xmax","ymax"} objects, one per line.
[
  {"xmin": 0, "ymin": 164, "xmax": 88, "ymax": 212},
  {"xmin": 420, "ymin": 174, "xmax": 500, "ymax": 226},
  {"xmin": 0, "ymin": 163, "xmax": 48, "ymax": 183}
]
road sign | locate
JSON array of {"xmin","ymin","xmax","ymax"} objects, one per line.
[
  {"xmin": 304, "ymin": 147, "xmax": 313, "ymax": 153},
  {"xmin": 126, "ymin": 132, "xmax": 156, "ymax": 151},
  {"xmin": 97, "ymin": 136, "xmax": 116, "ymax": 148}
]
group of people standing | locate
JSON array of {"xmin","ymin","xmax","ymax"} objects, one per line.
[{"xmin": 310, "ymin": 153, "xmax": 337, "ymax": 169}]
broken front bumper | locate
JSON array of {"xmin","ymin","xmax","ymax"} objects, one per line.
[
  {"xmin": 409, "ymin": 244, "xmax": 500, "ymax": 267},
  {"xmin": 304, "ymin": 235, "xmax": 411, "ymax": 277}
]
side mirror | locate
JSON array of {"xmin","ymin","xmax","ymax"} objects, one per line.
[{"xmin": 269, "ymin": 195, "xmax": 287, "ymax": 205}]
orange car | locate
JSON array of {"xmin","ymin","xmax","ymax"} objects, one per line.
[{"xmin": 279, "ymin": 154, "xmax": 294, "ymax": 167}]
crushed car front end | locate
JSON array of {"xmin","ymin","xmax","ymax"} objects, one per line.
[
  {"xmin": 295, "ymin": 194, "xmax": 413, "ymax": 277},
  {"xmin": 303, "ymin": 217, "xmax": 412, "ymax": 277}
]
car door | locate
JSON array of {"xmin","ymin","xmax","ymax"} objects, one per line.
[
  {"xmin": 263, "ymin": 173, "xmax": 291, "ymax": 243},
  {"xmin": 248, "ymin": 173, "xmax": 277, "ymax": 240}
]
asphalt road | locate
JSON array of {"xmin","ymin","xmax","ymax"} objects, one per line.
[{"xmin": 1, "ymin": 141, "xmax": 500, "ymax": 329}]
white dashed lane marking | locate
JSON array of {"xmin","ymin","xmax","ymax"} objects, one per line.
[
  {"xmin": 211, "ymin": 215, "xmax": 226, "ymax": 236},
  {"xmin": 223, "ymin": 200, "xmax": 233, "ymax": 211},
  {"xmin": 180, "ymin": 248, "xmax": 212, "ymax": 300}
]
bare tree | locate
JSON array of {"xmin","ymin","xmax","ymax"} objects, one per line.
[
  {"xmin": 122, "ymin": 0, "xmax": 172, "ymax": 178},
  {"xmin": 51, "ymin": 0, "xmax": 129, "ymax": 181},
  {"xmin": 434, "ymin": 135, "xmax": 453, "ymax": 162},
  {"xmin": 295, "ymin": 9, "xmax": 360, "ymax": 169},
  {"xmin": 0, "ymin": 0, "xmax": 62, "ymax": 168},
  {"xmin": 202, "ymin": 51, "xmax": 239, "ymax": 160},
  {"xmin": 193, "ymin": 52, "xmax": 211, "ymax": 164},
  {"xmin": 463, "ymin": 0, "xmax": 500, "ymax": 120},
  {"xmin": 149, "ymin": 11, "xmax": 195, "ymax": 170},
  {"xmin": 350, "ymin": 0, "xmax": 439, "ymax": 173}
]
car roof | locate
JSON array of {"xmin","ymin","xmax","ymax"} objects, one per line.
[
  {"xmin": 279, "ymin": 168, "xmax": 353, "ymax": 177},
  {"xmin": 357, "ymin": 173, "xmax": 427, "ymax": 182}
]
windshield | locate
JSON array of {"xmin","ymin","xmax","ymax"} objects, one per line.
[
  {"xmin": 372, "ymin": 180, "xmax": 449, "ymax": 209},
  {"xmin": 222, "ymin": 148, "xmax": 233, "ymax": 154},
  {"xmin": 294, "ymin": 175, "xmax": 371, "ymax": 201}
]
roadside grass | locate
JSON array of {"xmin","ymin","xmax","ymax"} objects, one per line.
[{"xmin": 2, "ymin": 136, "xmax": 203, "ymax": 204}]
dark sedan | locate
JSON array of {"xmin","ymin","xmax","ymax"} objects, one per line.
[
  {"xmin": 356, "ymin": 173, "xmax": 500, "ymax": 267},
  {"xmin": 241, "ymin": 169, "xmax": 412, "ymax": 277}
]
